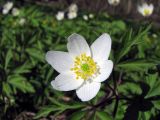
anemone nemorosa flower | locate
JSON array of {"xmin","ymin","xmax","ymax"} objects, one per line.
[
  {"xmin": 56, "ymin": 11, "xmax": 64, "ymax": 21},
  {"xmin": 67, "ymin": 3, "xmax": 78, "ymax": 19},
  {"xmin": 2, "ymin": 2, "xmax": 13, "ymax": 15},
  {"xmin": 12, "ymin": 8, "xmax": 20, "ymax": 16},
  {"xmin": 138, "ymin": 3, "xmax": 154, "ymax": 17},
  {"xmin": 67, "ymin": 11, "xmax": 77, "ymax": 19},
  {"xmin": 68, "ymin": 4, "xmax": 78, "ymax": 13},
  {"xmin": 108, "ymin": 0, "xmax": 120, "ymax": 6},
  {"xmin": 46, "ymin": 33, "xmax": 113, "ymax": 101}
]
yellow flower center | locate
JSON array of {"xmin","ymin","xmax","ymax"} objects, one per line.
[
  {"xmin": 144, "ymin": 9, "xmax": 151, "ymax": 16},
  {"xmin": 71, "ymin": 53, "xmax": 98, "ymax": 80}
]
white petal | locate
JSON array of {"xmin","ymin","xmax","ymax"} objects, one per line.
[
  {"xmin": 138, "ymin": 6, "xmax": 143, "ymax": 15},
  {"xmin": 2, "ymin": 9, "xmax": 9, "ymax": 14},
  {"xmin": 143, "ymin": 3, "xmax": 148, "ymax": 8},
  {"xmin": 149, "ymin": 4, "xmax": 154, "ymax": 12},
  {"xmin": 91, "ymin": 33, "xmax": 111, "ymax": 62},
  {"xmin": 76, "ymin": 82, "xmax": 101, "ymax": 101},
  {"xmin": 51, "ymin": 80, "xmax": 60, "ymax": 91},
  {"xmin": 94, "ymin": 60, "xmax": 113, "ymax": 82},
  {"xmin": 149, "ymin": 4, "xmax": 153, "ymax": 9},
  {"xmin": 51, "ymin": 72, "xmax": 84, "ymax": 91},
  {"xmin": 67, "ymin": 33, "xmax": 91, "ymax": 58},
  {"xmin": 46, "ymin": 51, "xmax": 73, "ymax": 73}
]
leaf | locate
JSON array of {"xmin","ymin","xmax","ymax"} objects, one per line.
[
  {"xmin": 118, "ymin": 82, "xmax": 142, "ymax": 96},
  {"xmin": 34, "ymin": 105, "xmax": 60, "ymax": 119},
  {"xmin": 96, "ymin": 111, "xmax": 113, "ymax": 120},
  {"xmin": 35, "ymin": 101, "xmax": 84, "ymax": 119},
  {"xmin": 114, "ymin": 100, "xmax": 127, "ymax": 120},
  {"xmin": 54, "ymin": 44, "xmax": 67, "ymax": 51},
  {"xmin": 116, "ymin": 26, "xmax": 151, "ymax": 63},
  {"xmin": 46, "ymin": 68, "xmax": 54, "ymax": 82},
  {"xmin": 49, "ymin": 97, "xmax": 66, "ymax": 107},
  {"xmin": 145, "ymin": 74, "xmax": 160, "ymax": 98},
  {"xmin": 13, "ymin": 62, "xmax": 31, "ymax": 74},
  {"xmin": 2, "ymin": 82, "xmax": 12, "ymax": 97},
  {"xmin": 145, "ymin": 74, "xmax": 158, "ymax": 89},
  {"xmin": 116, "ymin": 60, "xmax": 156, "ymax": 71},
  {"xmin": 5, "ymin": 49, "xmax": 12, "ymax": 69},
  {"xmin": 152, "ymin": 101, "xmax": 160, "ymax": 110},
  {"xmin": 70, "ymin": 111, "xmax": 85, "ymax": 120},
  {"xmin": 26, "ymin": 48, "xmax": 44, "ymax": 62},
  {"xmin": 64, "ymin": 102, "xmax": 85, "ymax": 109},
  {"xmin": 115, "ymin": 29, "xmax": 133, "ymax": 63},
  {"xmin": 8, "ymin": 75, "xmax": 35, "ymax": 93},
  {"xmin": 139, "ymin": 111, "xmax": 151, "ymax": 120},
  {"xmin": 111, "ymin": 20, "xmax": 126, "ymax": 34}
]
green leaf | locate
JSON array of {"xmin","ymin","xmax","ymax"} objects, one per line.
[
  {"xmin": 64, "ymin": 102, "xmax": 85, "ymax": 109},
  {"xmin": 96, "ymin": 111, "xmax": 113, "ymax": 120},
  {"xmin": 116, "ymin": 26, "xmax": 151, "ymax": 63},
  {"xmin": 46, "ymin": 68, "xmax": 54, "ymax": 82},
  {"xmin": 145, "ymin": 74, "xmax": 158, "ymax": 88},
  {"xmin": 26, "ymin": 48, "xmax": 44, "ymax": 62},
  {"xmin": 13, "ymin": 62, "xmax": 31, "ymax": 74},
  {"xmin": 2, "ymin": 82, "xmax": 12, "ymax": 97},
  {"xmin": 111, "ymin": 20, "xmax": 126, "ymax": 34},
  {"xmin": 118, "ymin": 82, "xmax": 142, "ymax": 96},
  {"xmin": 116, "ymin": 60, "xmax": 156, "ymax": 71},
  {"xmin": 139, "ymin": 111, "xmax": 151, "ymax": 120},
  {"xmin": 34, "ymin": 105, "xmax": 60, "ymax": 119},
  {"xmin": 5, "ymin": 49, "xmax": 12, "ymax": 69},
  {"xmin": 54, "ymin": 44, "xmax": 67, "ymax": 51},
  {"xmin": 70, "ymin": 111, "xmax": 85, "ymax": 120},
  {"xmin": 145, "ymin": 74, "xmax": 160, "ymax": 98},
  {"xmin": 8, "ymin": 75, "xmax": 35, "ymax": 93},
  {"xmin": 49, "ymin": 97, "xmax": 66, "ymax": 107},
  {"xmin": 152, "ymin": 101, "xmax": 160, "ymax": 110}
]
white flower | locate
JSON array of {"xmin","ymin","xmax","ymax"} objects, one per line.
[
  {"xmin": 46, "ymin": 33, "xmax": 113, "ymax": 101},
  {"xmin": 69, "ymin": 4, "xmax": 78, "ymax": 13},
  {"xmin": 67, "ymin": 11, "xmax": 77, "ymax": 19},
  {"xmin": 152, "ymin": 34, "xmax": 157, "ymax": 38},
  {"xmin": 138, "ymin": 3, "xmax": 154, "ymax": 17},
  {"xmin": 12, "ymin": 8, "xmax": 20, "ymax": 16},
  {"xmin": 89, "ymin": 14, "xmax": 94, "ymax": 19},
  {"xmin": 83, "ymin": 15, "xmax": 88, "ymax": 21},
  {"xmin": 67, "ymin": 3, "xmax": 78, "ymax": 19},
  {"xmin": 56, "ymin": 11, "xmax": 64, "ymax": 21},
  {"xmin": 2, "ymin": 9, "xmax": 9, "ymax": 15},
  {"xmin": 108, "ymin": 0, "xmax": 120, "ymax": 6},
  {"xmin": 19, "ymin": 18, "xmax": 26, "ymax": 25},
  {"xmin": 2, "ymin": 2, "xmax": 13, "ymax": 14}
]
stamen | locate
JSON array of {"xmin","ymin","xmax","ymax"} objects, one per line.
[
  {"xmin": 71, "ymin": 53, "xmax": 99, "ymax": 80},
  {"xmin": 144, "ymin": 9, "xmax": 150, "ymax": 16}
]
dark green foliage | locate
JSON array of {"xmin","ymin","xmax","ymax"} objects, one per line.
[{"xmin": 0, "ymin": 3, "xmax": 160, "ymax": 120}]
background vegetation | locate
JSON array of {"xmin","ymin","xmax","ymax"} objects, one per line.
[{"xmin": 0, "ymin": 0, "xmax": 160, "ymax": 120}]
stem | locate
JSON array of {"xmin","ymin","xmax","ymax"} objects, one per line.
[
  {"xmin": 93, "ymin": 95, "xmax": 114, "ymax": 108},
  {"xmin": 112, "ymin": 70, "xmax": 119, "ymax": 118},
  {"xmin": 93, "ymin": 83, "xmax": 116, "ymax": 108},
  {"xmin": 93, "ymin": 71, "xmax": 127, "ymax": 118},
  {"xmin": 112, "ymin": 68, "xmax": 117, "ymax": 90},
  {"xmin": 113, "ymin": 95, "xmax": 119, "ymax": 118}
]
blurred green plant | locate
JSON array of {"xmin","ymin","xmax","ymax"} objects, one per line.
[{"xmin": 0, "ymin": 3, "xmax": 160, "ymax": 120}]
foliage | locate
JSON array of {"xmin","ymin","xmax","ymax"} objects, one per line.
[{"xmin": 0, "ymin": 3, "xmax": 160, "ymax": 120}]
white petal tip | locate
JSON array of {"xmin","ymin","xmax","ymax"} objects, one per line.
[
  {"xmin": 98, "ymin": 33, "xmax": 111, "ymax": 43},
  {"xmin": 45, "ymin": 51, "xmax": 51, "ymax": 61},
  {"xmin": 51, "ymin": 80, "xmax": 60, "ymax": 91},
  {"xmin": 77, "ymin": 95, "xmax": 93, "ymax": 102},
  {"xmin": 76, "ymin": 82, "xmax": 101, "ymax": 102},
  {"xmin": 102, "ymin": 33, "xmax": 110, "ymax": 36},
  {"xmin": 67, "ymin": 33, "xmax": 80, "ymax": 41},
  {"xmin": 103, "ymin": 33, "xmax": 111, "ymax": 40}
]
